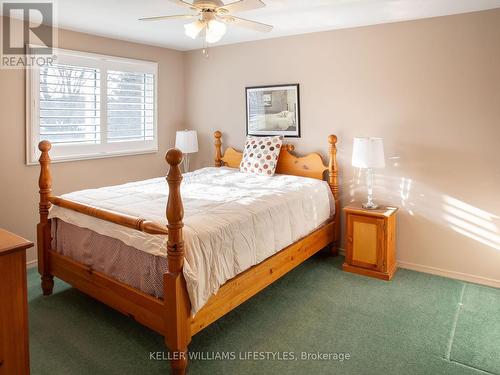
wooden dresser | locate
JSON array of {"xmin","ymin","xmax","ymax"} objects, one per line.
[
  {"xmin": 343, "ymin": 204, "xmax": 398, "ymax": 280},
  {"xmin": 0, "ymin": 229, "xmax": 33, "ymax": 375}
]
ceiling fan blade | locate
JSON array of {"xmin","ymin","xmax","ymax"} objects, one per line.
[
  {"xmin": 168, "ymin": 0, "xmax": 201, "ymax": 10},
  {"xmin": 219, "ymin": 15, "xmax": 273, "ymax": 33},
  {"xmin": 139, "ymin": 14, "xmax": 199, "ymax": 21},
  {"xmin": 217, "ymin": 0, "xmax": 266, "ymax": 13}
]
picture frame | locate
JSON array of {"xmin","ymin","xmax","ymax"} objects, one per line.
[{"xmin": 246, "ymin": 84, "xmax": 300, "ymax": 138}]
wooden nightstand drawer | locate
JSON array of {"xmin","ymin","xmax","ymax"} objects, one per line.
[{"xmin": 343, "ymin": 204, "xmax": 398, "ymax": 280}]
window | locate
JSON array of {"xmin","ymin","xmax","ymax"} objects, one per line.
[{"xmin": 26, "ymin": 47, "xmax": 158, "ymax": 164}]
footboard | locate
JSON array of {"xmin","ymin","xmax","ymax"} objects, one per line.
[{"xmin": 36, "ymin": 142, "xmax": 192, "ymax": 374}]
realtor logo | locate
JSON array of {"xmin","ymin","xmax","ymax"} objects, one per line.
[{"xmin": 1, "ymin": 1, "xmax": 57, "ymax": 68}]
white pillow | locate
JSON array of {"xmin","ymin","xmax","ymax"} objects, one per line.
[{"xmin": 239, "ymin": 135, "xmax": 283, "ymax": 176}]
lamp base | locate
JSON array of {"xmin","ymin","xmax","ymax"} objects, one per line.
[
  {"xmin": 182, "ymin": 154, "xmax": 190, "ymax": 173},
  {"xmin": 362, "ymin": 201, "xmax": 379, "ymax": 210}
]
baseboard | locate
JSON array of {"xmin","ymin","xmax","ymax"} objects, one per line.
[
  {"xmin": 27, "ymin": 250, "xmax": 500, "ymax": 289},
  {"xmin": 337, "ymin": 248, "xmax": 500, "ymax": 289},
  {"xmin": 397, "ymin": 260, "xmax": 500, "ymax": 289}
]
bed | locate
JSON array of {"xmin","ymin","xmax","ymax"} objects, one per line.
[{"xmin": 36, "ymin": 131, "xmax": 340, "ymax": 374}]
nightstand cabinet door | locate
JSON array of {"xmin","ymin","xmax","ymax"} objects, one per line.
[
  {"xmin": 343, "ymin": 205, "xmax": 398, "ymax": 281},
  {"xmin": 346, "ymin": 214, "xmax": 385, "ymax": 271}
]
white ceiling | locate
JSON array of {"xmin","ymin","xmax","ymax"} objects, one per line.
[{"xmin": 5, "ymin": 0, "xmax": 500, "ymax": 51}]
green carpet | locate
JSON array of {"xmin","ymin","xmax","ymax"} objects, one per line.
[
  {"xmin": 450, "ymin": 283, "xmax": 500, "ymax": 374},
  {"xmin": 28, "ymin": 253, "xmax": 500, "ymax": 375}
]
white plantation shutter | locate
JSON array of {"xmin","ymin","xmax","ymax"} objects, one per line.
[
  {"xmin": 39, "ymin": 64, "xmax": 101, "ymax": 145},
  {"xmin": 107, "ymin": 71, "xmax": 154, "ymax": 142},
  {"xmin": 27, "ymin": 47, "xmax": 158, "ymax": 164}
]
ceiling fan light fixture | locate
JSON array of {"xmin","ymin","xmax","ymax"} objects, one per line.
[
  {"xmin": 144, "ymin": 0, "xmax": 273, "ymax": 51},
  {"xmin": 205, "ymin": 19, "xmax": 227, "ymax": 43},
  {"xmin": 184, "ymin": 20, "xmax": 206, "ymax": 39}
]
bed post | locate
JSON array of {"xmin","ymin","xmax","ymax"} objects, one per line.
[
  {"xmin": 37, "ymin": 140, "xmax": 54, "ymax": 295},
  {"xmin": 328, "ymin": 135, "xmax": 340, "ymax": 255},
  {"xmin": 164, "ymin": 148, "xmax": 191, "ymax": 375},
  {"xmin": 214, "ymin": 130, "xmax": 223, "ymax": 167}
]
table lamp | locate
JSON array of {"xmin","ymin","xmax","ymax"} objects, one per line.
[
  {"xmin": 175, "ymin": 130, "xmax": 198, "ymax": 173},
  {"xmin": 352, "ymin": 137, "xmax": 385, "ymax": 209}
]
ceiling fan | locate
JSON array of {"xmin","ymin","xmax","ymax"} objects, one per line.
[{"xmin": 139, "ymin": 0, "xmax": 273, "ymax": 45}]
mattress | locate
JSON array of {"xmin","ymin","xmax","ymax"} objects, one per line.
[{"xmin": 49, "ymin": 167, "xmax": 334, "ymax": 314}]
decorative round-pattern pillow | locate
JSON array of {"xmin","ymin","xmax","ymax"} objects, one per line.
[{"xmin": 239, "ymin": 135, "xmax": 283, "ymax": 176}]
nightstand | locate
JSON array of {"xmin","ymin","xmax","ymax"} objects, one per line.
[
  {"xmin": 342, "ymin": 204, "xmax": 398, "ymax": 280},
  {"xmin": 0, "ymin": 229, "xmax": 33, "ymax": 375}
]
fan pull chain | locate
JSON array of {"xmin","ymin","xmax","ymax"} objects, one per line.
[{"xmin": 202, "ymin": 38, "xmax": 209, "ymax": 58}]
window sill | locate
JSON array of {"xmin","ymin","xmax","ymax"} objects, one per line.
[{"xmin": 26, "ymin": 148, "xmax": 159, "ymax": 166}]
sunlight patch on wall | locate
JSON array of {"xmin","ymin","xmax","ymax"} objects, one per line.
[
  {"xmin": 442, "ymin": 195, "xmax": 500, "ymax": 251},
  {"xmin": 399, "ymin": 177, "xmax": 412, "ymax": 208},
  {"xmin": 360, "ymin": 171, "xmax": 500, "ymax": 251}
]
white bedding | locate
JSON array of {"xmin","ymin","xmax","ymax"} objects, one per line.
[{"xmin": 49, "ymin": 167, "xmax": 334, "ymax": 314}]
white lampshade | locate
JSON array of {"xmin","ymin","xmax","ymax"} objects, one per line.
[
  {"xmin": 184, "ymin": 20, "xmax": 205, "ymax": 39},
  {"xmin": 352, "ymin": 137, "xmax": 385, "ymax": 169},
  {"xmin": 175, "ymin": 130, "xmax": 198, "ymax": 154},
  {"xmin": 205, "ymin": 20, "xmax": 226, "ymax": 44}
]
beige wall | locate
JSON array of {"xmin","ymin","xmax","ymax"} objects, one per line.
[
  {"xmin": 0, "ymin": 18, "xmax": 185, "ymax": 263},
  {"xmin": 1, "ymin": 10, "xmax": 499, "ymax": 285},
  {"xmin": 184, "ymin": 9, "xmax": 500, "ymax": 285}
]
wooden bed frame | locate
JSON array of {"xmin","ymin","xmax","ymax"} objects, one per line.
[{"xmin": 36, "ymin": 131, "xmax": 340, "ymax": 374}]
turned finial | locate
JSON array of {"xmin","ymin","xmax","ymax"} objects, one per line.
[
  {"xmin": 38, "ymin": 139, "xmax": 53, "ymax": 227},
  {"xmin": 328, "ymin": 134, "xmax": 340, "ymax": 241},
  {"xmin": 39, "ymin": 140, "xmax": 52, "ymax": 152},
  {"xmin": 214, "ymin": 130, "xmax": 223, "ymax": 167},
  {"xmin": 327, "ymin": 134, "xmax": 339, "ymax": 201},
  {"xmin": 38, "ymin": 140, "xmax": 52, "ymax": 195},
  {"xmin": 37, "ymin": 140, "xmax": 55, "ymax": 295},
  {"xmin": 165, "ymin": 147, "xmax": 184, "ymax": 273},
  {"xmin": 166, "ymin": 148, "xmax": 183, "ymax": 166}
]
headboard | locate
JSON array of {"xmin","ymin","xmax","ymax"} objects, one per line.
[{"xmin": 213, "ymin": 131, "xmax": 340, "ymax": 219}]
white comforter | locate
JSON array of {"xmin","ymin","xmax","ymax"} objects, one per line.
[{"xmin": 49, "ymin": 167, "xmax": 333, "ymax": 314}]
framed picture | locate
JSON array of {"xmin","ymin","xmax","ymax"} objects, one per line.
[{"xmin": 246, "ymin": 84, "xmax": 300, "ymax": 137}]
